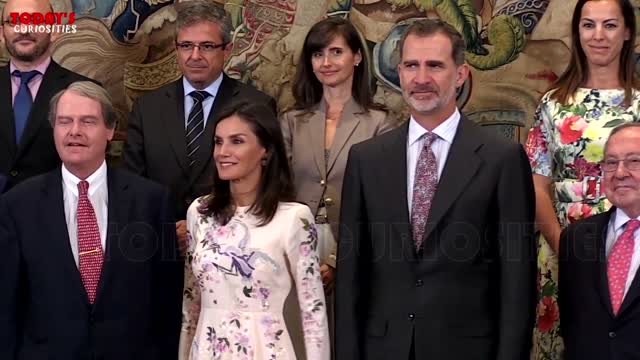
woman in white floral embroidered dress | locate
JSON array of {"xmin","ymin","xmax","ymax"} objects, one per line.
[
  {"xmin": 525, "ymin": 0, "xmax": 639, "ymax": 358},
  {"xmin": 179, "ymin": 101, "xmax": 330, "ymax": 360}
]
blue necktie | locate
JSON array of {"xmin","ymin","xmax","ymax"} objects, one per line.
[{"xmin": 12, "ymin": 70, "xmax": 40, "ymax": 144}]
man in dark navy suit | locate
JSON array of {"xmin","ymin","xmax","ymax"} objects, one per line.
[
  {"xmin": 560, "ymin": 123, "xmax": 640, "ymax": 360},
  {"xmin": 0, "ymin": 81, "xmax": 182, "ymax": 360},
  {"xmin": 0, "ymin": 0, "xmax": 98, "ymax": 193}
]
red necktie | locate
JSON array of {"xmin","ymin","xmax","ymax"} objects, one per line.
[
  {"xmin": 607, "ymin": 219, "xmax": 640, "ymax": 315},
  {"xmin": 411, "ymin": 132, "xmax": 439, "ymax": 250},
  {"xmin": 77, "ymin": 180, "xmax": 103, "ymax": 304}
]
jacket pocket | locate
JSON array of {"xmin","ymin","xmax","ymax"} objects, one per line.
[{"xmin": 366, "ymin": 319, "xmax": 388, "ymax": 337}]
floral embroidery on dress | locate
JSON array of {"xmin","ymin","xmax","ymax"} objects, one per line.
[
  {"xmin": 178, "ymin": 199, "xmax": 330, "ymax": 360},
  {"xmin": 525, "ymin": 88, "xmax": 640, "ymax": 360}
]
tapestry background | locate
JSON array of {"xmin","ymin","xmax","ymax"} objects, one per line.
[{"xmin": 1, "ymin": 0, "xmax": 639, "ymax": 157}]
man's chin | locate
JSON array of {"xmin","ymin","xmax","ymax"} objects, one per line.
[
  {"xmin": 409, "ymin": 101, "xmax": 438, "ymax": 114},
  {"xmin": 8, "ymin": 46, "xmax": 43, "ymax": 62}
]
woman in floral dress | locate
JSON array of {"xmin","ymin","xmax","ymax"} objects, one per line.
[
  {"xmin": 179, "ymin": 101, "xmax": 330, "ymax": 360},
  {"xmin": 525, "ymin": 0, "xmax": 639, "ymax": 358}
]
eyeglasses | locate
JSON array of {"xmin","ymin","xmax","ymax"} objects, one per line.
[
  {"xmin": 175, "ymin": 41, "xmax": 228, "ymax": 52},
  {"xmin": 601, "ymin": 157, "xmax": 640, "ymax": 172}
]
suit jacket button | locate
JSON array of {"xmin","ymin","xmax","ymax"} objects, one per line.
[
  {"xmin": 9, "ymin": 170, "xmax": 18, "ymax": 177},
  {"xmin": 320, "ymin": 179, "xmax": 326, "ymax": 186},
  {"xmin": 324, "ymin": 197, "xmax": 334, "ymax": 206},
  {"xmin": 415, "ymin": 279, "xmax": 423, "ymax": 287},
  {"xmin": 408, "ymin": 313, "xmax": 415, "ymax": 321},
  {"xmin": 185, "ymin": 198, "xmax": 193, "ymax": 205},
  {"xmin": 609, "ymin": 331, "xmax": 616, "ymax": 338}
]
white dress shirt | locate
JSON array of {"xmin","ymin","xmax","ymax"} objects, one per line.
[
  {"xmin": 183, "ymin": 74, "xmax": 223, "ymax": 128},
  {"xmin": 406, "ymin": 109, "xmax": 460, "ymax": 212},
  {"xmin": 62, "ymin": 161, "xmax": 109, "ymax": 267},
  {"xmin": 606, "ymin": 208, "xmax": 640, "ymax": 298}
]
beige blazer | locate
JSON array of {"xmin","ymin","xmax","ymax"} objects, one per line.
[{"xmin": 281, "ymin": 98, "xmax": 396, "ymax": 256}]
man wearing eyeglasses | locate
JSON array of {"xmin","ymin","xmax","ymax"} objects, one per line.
[
  {"xmin": 0, "ymin": 0, "xmax": 97, "ymax": 194},
  {"xmin": 559, "ymin": 122, "xmax": 640, "ymax": 360},
  {"xmin": 122, "ymin": 0, "xmax": 276, "ymax": 252}
]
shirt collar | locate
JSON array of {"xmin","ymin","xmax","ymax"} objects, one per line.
[
  {"xmin": 61, "ymin": 161, "xmax": 108, "ymax": 196},
  {"xmin": 614, "ymin": 208, "xmax": 640, "ymax": 232},
  {"xmin": 183, "ymin": 72, "xmax": 223, "ymax": 99},
  {"xmin": 407, "ymin": 108, "xmax": 460, "ymax": 147},
  {"xmin": 10, "ymin": 56, "xmax": 51, "ymax": 76}
]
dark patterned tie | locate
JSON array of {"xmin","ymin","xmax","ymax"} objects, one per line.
[
  {"xmin": 77, "ymin": 180, "xmax": 103, "ymax": 304},
  {"xmin": 12, "ymin": 70, "xmax": 40, "ymax": 144},
  {"xmin": 608, "ymin": 219, "xmax": 640, "ymax": 315},
  {"xmin": 186, "ymin": 90, "xmax": 211, "ymax": 167},
  {"xmin": 411, "ymin": 132, "xmax": 439, "ymax": 251}
]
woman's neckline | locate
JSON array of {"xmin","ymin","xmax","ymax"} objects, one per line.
[{"xmin": 577, "ymin": 86, "xmax": 624, "ymax": 91}]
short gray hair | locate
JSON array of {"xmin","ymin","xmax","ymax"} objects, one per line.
[
  {"xmin": 604, "ymin": 122, "xmax": 640, "ymax": 155},
  {"xmin": 175, "ymin": 0, "xmax": 232, "ymax": 44},
  {"xmin": 49, "ymin": 81, "xmax": 117, "ymax": 129}
]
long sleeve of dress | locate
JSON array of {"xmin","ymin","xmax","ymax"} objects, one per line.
[
  {"xmin": 285, "ymin": 206, "xmax": 330, "ymax": 360},
  {"xmin": 178, "ymin": 203, "xmax": 202, "ymax": 360},
  {"xmin": 525, "ymin": 93, "xmax": 554, "ymax": 177}
]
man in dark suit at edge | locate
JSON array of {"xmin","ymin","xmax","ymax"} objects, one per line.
[{"xmin": 0, "ymin": 0, "xmax": 98, "ymax": 193}]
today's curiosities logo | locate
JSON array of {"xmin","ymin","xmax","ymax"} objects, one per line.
[{"xmin": 8, "ymin": 12, "xmax": 77, "ymax": 34}]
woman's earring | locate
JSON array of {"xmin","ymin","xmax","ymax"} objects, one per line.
[{"xmin": 261, "ymin": 157, "xmax": 267, "ymax": 166}]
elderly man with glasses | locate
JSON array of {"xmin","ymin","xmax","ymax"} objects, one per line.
[{"xmin": 560, "ymin": 122, "xmax": 640, "ymax": 360}]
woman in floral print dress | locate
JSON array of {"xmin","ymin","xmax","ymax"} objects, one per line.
[
  {"xmin": 525, "ymin": 0, "xmax": 639, "ymax": 358},
  {"xmin": 178, "ymin": 101, "xmax": 330, "ymax": 360}
]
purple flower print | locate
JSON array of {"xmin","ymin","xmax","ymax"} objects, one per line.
[
  {"xmin": 611, "ymin": 94, "xmax": 623, "ymax": 106},
  {"xmin": 301, "ymin": 244, "xmax": 311, "ymax": 257},
  {"xmin": 308, "ymin": 222, "xmax": 318, "ymax": 242},
  {"xmin": 215, "ymin": 338, "xmax": 230, "ymax": 354},
  {"xmin": 258, "ymin": 287, "xmax": 270, "ymax": 300}
]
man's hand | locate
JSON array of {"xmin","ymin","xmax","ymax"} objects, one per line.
[
  {"xmin": 176, "ymin": 220, "xmax": 188, "ymax": 256},
  {"xmin": 320, "ymin": 264, "xmax": 336, "ymax": 295}
]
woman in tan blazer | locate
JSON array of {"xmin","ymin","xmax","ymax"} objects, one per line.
[{"xmin": 281, "ymin": 17, "xmax": 396, "ymax": 357}]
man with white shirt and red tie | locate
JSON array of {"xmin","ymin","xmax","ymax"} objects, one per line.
[
  {"xmin": 0, "ymin": 0, "xmax": 97, "ymax": 193},
  {"xmin": 560, "ymin": 122, "xmax": 640, "ymax": 360},
  {"xmin": 0, "ymin": 81, "xmax": 182, "ymax": 360}
]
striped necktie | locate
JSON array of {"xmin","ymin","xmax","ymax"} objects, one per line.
[{"xmin": 186, "ymin": 90, "xmax": 211, "ymax": 167}]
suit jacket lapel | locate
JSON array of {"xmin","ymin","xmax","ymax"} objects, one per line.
[
  {"xmin": 422, "ymin": 117, "xmax": 482, "ymax": 244},
  {"xmin": 302, "ymin": 103, "xmax": 327, "ymax": 176},
  {"xmin": 41, "ymin": 168, "xmax": 89, "ymax": 306},
  {"xmin": 383, "ymin": 122, "xmax": 415, "ymax": 261},
  {"xmin": 93, "ymin": 167, "xmax": 130, "ymax": 309},
  {"xmin": 0, "ymin": 66, "xmax": 16, "ymax": 159},
  {"xmin": 327, "ymin": 99, "xmax": 361, "ymax": 174},
  {"xmin": 17, "ymin": 61, "xmax": 63, "ymax": 157},
  {"xmin": 594, "ymin": 210, "xmax": 615, "ymax": 317},
  {"xmin": 188, "ymin": 74, "xmax": 235, "ymax": 185},
  {"xmin": 619, "ymin": 262, "xmax": 640, "ymax": 316},
  {"xmin": 164, "ymin": 80, "xmax": 190, "ymax": 175}
]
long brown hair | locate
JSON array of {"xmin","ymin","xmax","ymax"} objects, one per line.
[
  {"xmin": 550, "ymin": 0, "xmax": 637, "ymax": 105},
  {"xmin": 292, "ymin": 17, "xmax": 381, "ymax": 111},
  {"xmin": 200, "ymin": 101, "xmax": 296, "ymax": 226}
]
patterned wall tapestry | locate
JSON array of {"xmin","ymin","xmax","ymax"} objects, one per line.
[{"xmin": 1, "ymin": 0, "xmax": 639, "ymax": 157}]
